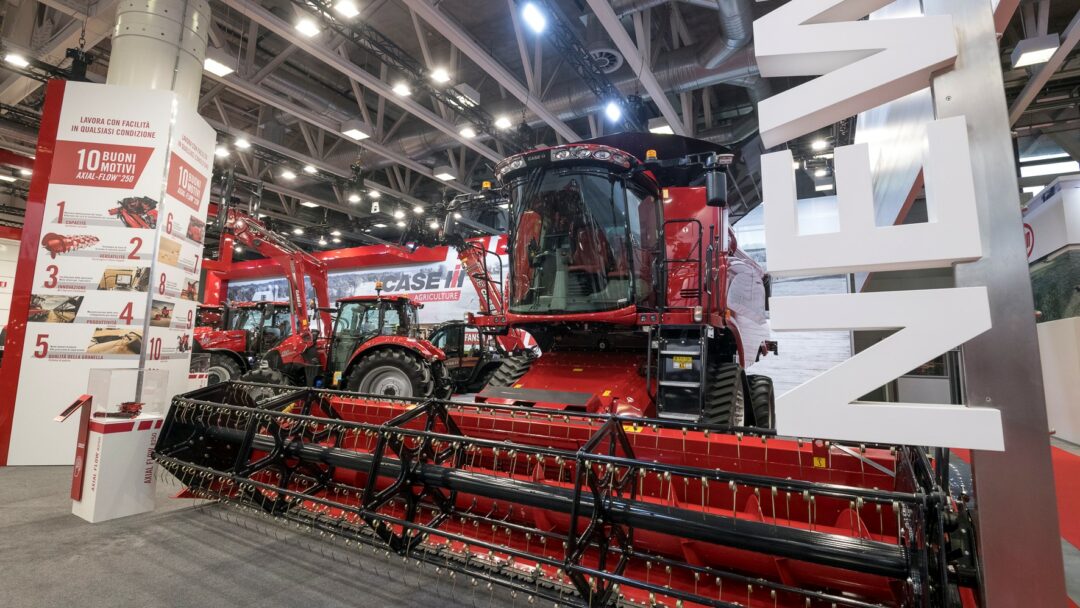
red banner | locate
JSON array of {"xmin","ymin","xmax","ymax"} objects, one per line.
[
  {"xmin": 50, "ymin": 140, "xmax": 155, "ymax": 189},
  {"xmin": 165, "ymin": 152, "xmax": 207, "ymax": 211}
]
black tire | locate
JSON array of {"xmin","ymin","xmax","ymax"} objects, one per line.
[
  {"xmin": 702, "ymin": 361, "xmax": 747, "ymax": 427},
  {"xmin": 207, "ymin": 353, "xmax": 242, "ymax": 386},
  {"xmin": 485, "ymin": 356, "xmax": 532, "ymax": 389},
  {"xmin": 237, "ymin": 367, "xmax": 293, "ymax": 404},
  {"xmin": 747, "ymin": 374, "xmax": 775, "ymax": 429},
  {"xmin": 346, "ymin": 349, "xmax": 435, "ymax": 398}
]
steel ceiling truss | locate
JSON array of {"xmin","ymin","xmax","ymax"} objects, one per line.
[
  {"xmin": 510, "ymin": 0, "xmax": 642, "ymax": 133},
  {"xmin": 287, "ymin": 0, "xmax": 522, "ymax": 152}
]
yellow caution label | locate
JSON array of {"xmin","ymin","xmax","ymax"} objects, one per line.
[
  {"xmin": 602, "ymin": 389, "xmax": 612, "ymax": 397},
  {"xmin": 333, "ymin": 371, "xmax": 342, "ymax": 386},
  {"xmin": 812, "ymin": 456, "xmax": 827, "ymax": 468},
  {"xmin": 672, "ymin": 355, "xmax": 693, "ymax": 370},
  {"xmin": 622, "ymin": 424, "xmax": 644, "ymax": 434}
]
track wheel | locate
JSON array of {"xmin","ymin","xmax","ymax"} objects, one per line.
[
  {"xmin": 702, "ymin": 361, "xmax": 747, "ymax": 427},
  {"xmin": 346, "ymin": 349, "xmax": 435, "ymax": 398},
  {"xmin": 484, "ymin": 356, "xmax": 532, "ymax": 389},
  {"xmin": 238, "ymin": 367, "xmax": 293, "ymax": 404},
  {"xmin": 207, "ymin": 353, "xmax": 242, "ymax": 386},
  {"xmin": 747, "ymin": 374, "xmax": 775, "ymax": 429}
]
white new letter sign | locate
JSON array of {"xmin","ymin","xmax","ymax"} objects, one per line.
[{"xmin": 754, "ymin": 0, "xmax": 957, "ymax": 147}]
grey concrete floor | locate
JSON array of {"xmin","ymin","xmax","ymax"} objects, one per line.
[{"xmin": 0, "ymin": 466, "xmax": 513, "ymax": 608}]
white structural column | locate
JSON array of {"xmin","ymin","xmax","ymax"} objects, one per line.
[
  {"xmin": 924, "ymin": 0, "xmax": 1068, "ymax": 604},
  {"xmin": 106, "ymin": 0, "xmax": 212, "ymax": 110}
]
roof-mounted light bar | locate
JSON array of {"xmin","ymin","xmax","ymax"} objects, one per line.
[{"xmin": 495, "ymin": 144, "xmax": 638, "ymax": 182}]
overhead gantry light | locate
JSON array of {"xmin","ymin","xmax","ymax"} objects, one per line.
[
  {"xmin": 392, "ymin": 82, "xmax": 412, "ymax": 96},
  {"xmin": 521, "ymin": 2, "xmax": 547, "ymax": 34},
  {"xmin": 494, "ymin": 116, "xmax": 512, "ymax": 130},
  {"xmin": 203, "ymin": 58, "xmax": 234, "ymax": 77},
  {"xmin": 604, "ymin": 101, "xmax": 622, "ymax": 123},
  {"xmin": 334, "ymin": 0, "xmax": 360, "ymax": 18},
  {"xmin": 1011, "ymin": 34, "xmax": 1060, "ymax": 68},
  {"xmin": 413, "ymin": 205, "xmax": 424, "ymax": 214},
  {"xmin": 234, "ymin": 137, "xmax": 251, "ymax": 149},
  {"xmin": 332, "ymin": 237, "xmax": 342, "ymax": 244},
  {"xmin": 811, "ymin": 139, "xmax": 829, "ymax": 151},
  {"xmin": 300, "ymin": 201, "xmax": 319, "ymax": 208},
  {"xmin": 295, "ymin": 17, "xmax": 321, "ymax": 37},
  {"xmin": 433, "ymin": 165, "xmax": 456, "ymax": 181},
  {"xmin": 428, "ymin": 220, "xmax": 439, "ymax": 230},
  {"xmin": 393, "ymin": 209, "xmax": 406, "ymax": 219},
  {"xmin": 281, "ymin": 169, "xmax": 297, "ymax": 180},
  {"xmin": 341, "ymin": 118, "xmax": 372, "ymax": 141},
  {"xmin": 373, "ymin": 223, "xmax": 387, "ymax": 228},
  {"xmin": 396, "ymin": 221, "xmax": 407, "ymax": 228},
  {"xmin": 348, "ymin": 193, "xmax": 362, "ymax": 203},
  {"xmin": 330, "ymin": 230, "xmax": 342, "ymax": 236},
  {"xmin": 368, "ymin": 190, "xmax": 382, "ymax": 199},
  {"xmin": 303, "ymin": 165, "xmax": 317, "ymax": 174},
  {"xmin": 19, "ymin": 168, "xmax": 31, "ymax": 176},
  {"xmin": 293, "ymin": 227, "xmax": 305, "ymax": 235},
  {"xmin": 459, "ymin": 125, "xmax": 477, "ymax": 139},
  {"xmin": 0, "ymin": 175, "xmax": 16, "ymax": 182},
  {"xmin": 647, "ymin": 117, "xmax": 673, "ymax": 134}
]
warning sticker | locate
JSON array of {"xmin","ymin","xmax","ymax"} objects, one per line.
[{"xmin": 672, "ymin": 355, "xmax": 693, "ymax": 370}]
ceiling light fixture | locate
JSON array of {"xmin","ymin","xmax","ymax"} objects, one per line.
[
  {"xmin": 333, "ymin": 0, "xmax": 360, "ymax": 18},
  {"xmin": 293, "ymin": 227, "xmax": 305, "ymax": 235},
  {"xmin": 494, "ymin": 116, "xmax": 512, "ymax": 130},
  {"xmin": 393, "ymin": 209, "xmax": 405, "ymax": 219},
  {"xmin": 19, "ymin": 168, "xmax": 31, "ymax": 176},
  {"xmin": 318, "ymin": 236, "xmax": 328, "ymax": 246},
  {"xmin": 373, "ymin": 223, "xmax": 387, "ymax": 228},
  {"xmin": 0, "ymin": 175, "xmax": 16, "ymax": 182},
  {"xmin": 234, "ymin": 137, "xmax": 251, "ymax": 149},
  {"xmin": 433, "ymin": 165, "xmax": 455, "ymax": 181},
  {"xmin": 348, "ymin": 193, "xmax": 361, "ymax": 203},
  {"xmin": 4, "ymin": 53, "xmax": 29, "ymax": 68},
  {"xmin": 330, "ymin": 229, "xmax": 341, "ymax": 236},
  {"xmin": 430, "ymin": 67, "xmax": 451, "ymax": 83},
  {"xmin": 647, "ymin": 117, "xmax": 673, "ymax": 134},
  {"xmin": 392, "ymin": 82, "xmax": 412, "ymax": 96},
  {"xmin": 814, "ymin": 168, "xmax": 827, "ymax": 178},
  {"xmin": 332, "ymin": 237, "xmax": 341, "ymax": 243},
  {"xmin": 604, "ymin": 100, "xmax": 622, "ymax": 123},
  {"xmin": 368, "ymin": 190, "xmax": 381, "ymax": 199},
  {"xmin": 203, "ymin": 57, "xmax": 234, "ymax": 77},
  {"xmin": 428, "ymin": 220, "xmax": 439, "ymax": 230},
  {"xmin": 413, "ymin": 205, "xmax": 424, "ymax": 214},
  {"xmin": 303, "ymin": 165, "xmax": 317, "ymax": 174},
  {"xmin": 521, "ymin": 2, "xmax": 547, "ymax": 34},
  {"xmin": 340, "ymin": 118, "xmax": 372, "ymax": 141},
  {"xmin": 1011, "ymin": 33, "xmax": 1060, "ymax": 68},
  {"xmin": 281, "ymin": 169, "xmax": 297, "ymax": 180},
  {"xmin": 810, "ymin": 139, "xmax": 828, "ymax": 151},
  {"xmin": 459, "ymin": 125, "xmax": 477, "ymax": 139},
  {"xmin": 295, "ymin": 18, "xmax": 321, "ymax": 37},
  {"xmin": 396, "ymin": 221, "xmax": 406, "ymax": 228},
  {"xmin": 300, "ymin": 201, "xmax": 319, "ymax": 208},
  {"xmin": 214, "ymin": 146, "xmax": 230, "ymax": 158}
]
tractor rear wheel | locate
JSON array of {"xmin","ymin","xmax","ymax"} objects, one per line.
[
  {"xmin": 702, "ymin": 361, "xmax": 747, "ymax": 427},
  {"xmin": 485, "ymin": 356, "xmax": 532, "ymax": 389},
  {"xmin": 346, "ymin": 349, "xmax": 435, "ymax": 398},
  {"xmin": 237, "ymin": 367, "xmax": 293, "ymax": 404},
  {"xmin": 747, "ymin": 374, "xmax": 775, "ymax": 429},
  {"xmin": 207, "ymin": 353, "xmax": 242, "ymax": 386}
]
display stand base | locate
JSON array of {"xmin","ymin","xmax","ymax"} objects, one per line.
[{"xmin": 71, "ymin": 415, "xmax": 163, "ymax": 523}]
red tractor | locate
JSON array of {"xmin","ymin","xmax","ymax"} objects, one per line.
[
  {"xmin": 245, "ymin": 288, "xmax": 451, "ymax": 398},
  {"xmin": 193, "ymin": 301, "xmax": 293, "ymax": 385},
  {"xmin": 464, "ymin": 133, "xmax": 775, "ymax": 426}
]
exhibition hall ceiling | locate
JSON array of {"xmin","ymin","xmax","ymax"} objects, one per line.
[{"xmin": 0, "ymin": 0, "xmax": 1076, "ymax": 254}]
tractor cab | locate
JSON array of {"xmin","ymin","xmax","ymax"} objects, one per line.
[
  {"xmin": 327, "ymin": 294, "xmax": 422, "ymax": 379},
  {"xmin": 223, "ymin": 301, "xmax": 292, "ymax": 354}
]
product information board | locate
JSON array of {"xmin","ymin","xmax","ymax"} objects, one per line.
[{"xmin": 1, "ymin": 81, "xmax": 214, "ymax": 465}]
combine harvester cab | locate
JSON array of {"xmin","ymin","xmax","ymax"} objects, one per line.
[{"xmin": 156, "ymin": 134, "xmax": 980, "ymax": 607}]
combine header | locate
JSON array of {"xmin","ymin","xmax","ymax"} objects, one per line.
[
  {"xmin": 158, "ymin": 134, "xmax": 980, "ymax": 606},
  {"xmin": 155, "ymin": 383, "xmax": 976, "ymax": 607}
]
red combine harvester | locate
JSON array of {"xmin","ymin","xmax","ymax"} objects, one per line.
[{"xmin": 157, "ymin": 135, "xmax": 979, "ymax": 608}]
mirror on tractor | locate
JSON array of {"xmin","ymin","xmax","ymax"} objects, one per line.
[{"xmin": 705, "ymin": 168, "xmax": 727, "ymax": 208}]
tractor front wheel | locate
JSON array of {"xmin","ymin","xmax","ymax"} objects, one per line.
[
  {"xmin": 346, "ymin": 349, "xmax": 435, "ymax": 398},
  {"xmin": 747, "ymin": 374, "xmax": 776, "ymax": 429},
  {"xmin": 702, "ymin": 361, "xmax": 748, "ymax": 427}
]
